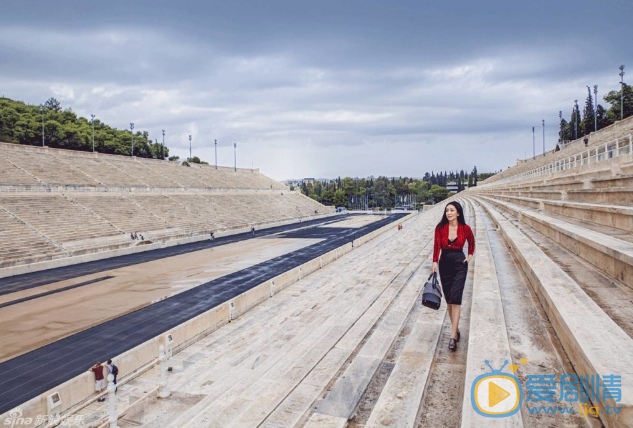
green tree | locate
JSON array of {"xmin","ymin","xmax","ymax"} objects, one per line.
[
  {"xmin": 560, "ymin": 119, "xmax": 572, "ymax": 141},
  {"xmin": 0, "ymin": 96, "xmax": 171, "ymax": 158},
  {"xmin": 429, "ymin": 185, "xmax": 449, "ymax": 203},
  {"xmin": 333, "ymin": 189, "xmax": 346, "ymax": 207},
  {"xmin": 596, "ymin": 105, "xmax": 610, "ymax": 130},
  {"xmin": 581, "ymin": 87, "xmax": 595, "ymax": 136},
  {"xmin": 341, "ymin": 177, "xmax": 356, "ymax": 196},
  {"xmin": 44, "ymin": 97, "xmax": 62, "ymax": 112},
  {"xmin": 321, "ymin": 190, "xmax": 334, "ymax": 205},
  {"xmin": 604, "ymin": 83, "xmax": 633, "ymax": 122}
]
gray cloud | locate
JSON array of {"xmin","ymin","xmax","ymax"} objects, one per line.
[{"xmin": 0, "ymin": 0, "xmax": 631, "ymax": 180}]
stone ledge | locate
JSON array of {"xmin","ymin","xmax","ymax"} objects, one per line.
[
  {"xmin": 484, "ymin": 194, "xmax": 633, "ymax": 232},
  {"xmin": 480, "ymin": 196, "xmax": 633, "ymax": 288},
  {"xmin": 474, "ymin": 197, "xmax": 633, "ymax": 428}
]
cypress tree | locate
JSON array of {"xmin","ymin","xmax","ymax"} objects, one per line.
[
  {"xmin": 581, "ymin": 87, "xmax": 595, "ymax": 136},
  {"xmin": 569, "ymin": 106, "xmax": 580, "ymax": 140}
]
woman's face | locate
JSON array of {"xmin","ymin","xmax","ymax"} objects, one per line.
[{"xmin": 445, "ymin": 205, "xmax": 459, "ymax": 222}]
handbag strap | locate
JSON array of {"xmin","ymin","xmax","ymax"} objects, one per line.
[{"xmin": 429, "ymin": 272, "xmax": 442, "ymax": 296}]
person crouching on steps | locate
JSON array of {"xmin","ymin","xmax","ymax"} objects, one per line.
[{"xmin": 432, "ymin": 201, "xmax": 475, "ymax": 352}]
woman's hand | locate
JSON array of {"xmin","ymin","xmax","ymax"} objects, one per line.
[
  {"xmin": 432, "ymin": 262, "xmax": 438, "ymax": 273},
  {"xmin": 463, "ymin": 255, "xmax": 472, "ymax": 264}
]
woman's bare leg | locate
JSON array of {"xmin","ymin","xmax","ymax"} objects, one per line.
[
  {"xmin": 451, "ymin": 304, "xmax": 461, "ymax": 339},
  {"xmin": 446, "ymin": 303, "xmax": 453, "ymax": 328}
]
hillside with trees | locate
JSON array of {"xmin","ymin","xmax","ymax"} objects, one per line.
[
  {"xmin": 0, "ymin": 97, "xmax": 168, "ymax": 159},
  {"xmin": 298, "ymin": 167, "xmax": 494, "ymax": 208}
]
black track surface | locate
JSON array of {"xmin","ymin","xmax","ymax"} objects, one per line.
[{"xmin": 0, "ymin": 213, "xmax": 406, "ymax": 414}]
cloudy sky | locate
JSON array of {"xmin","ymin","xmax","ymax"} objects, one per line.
[{"xmin": 1, "ymin": 0, "xmax": 631, "ymax": 180}]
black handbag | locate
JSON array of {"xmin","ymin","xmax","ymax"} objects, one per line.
[{"xmin": 421, "ymin": 272, "xmax": 442, "ymax": 310}]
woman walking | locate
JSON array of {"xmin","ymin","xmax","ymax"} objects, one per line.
[{"xmin": 432, "ymin": 201, "xmax": 475, "ymax": 352}]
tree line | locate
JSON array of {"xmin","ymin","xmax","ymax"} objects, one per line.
[
  {"xmin": 559, "ymin": 83, "xmax": 632, "ymax": 141},
  {"xmin": 298, "ymin": 167, "xmax": 495, "ymax": 208},
  {"xmin": 0, "ymin": 97, "xmax": 169, "ymax": 158}
]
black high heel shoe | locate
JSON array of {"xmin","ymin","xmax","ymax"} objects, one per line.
[
  {"xmin": 456, "ymin": 330, "xmax": 460, "ymax": 342},
  {"xmin": 448, "ymin": 338, "xmax": 457, "ymax": 352}
]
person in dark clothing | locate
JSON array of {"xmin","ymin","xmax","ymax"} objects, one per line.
[
  {"xmin": 432, "ymin": 201, "xmax": 475, "ymax": 352},
  {"xmin": 251, "ymin": 226, "xmax": 255, "ymax": 236},
  {"xmin": 107, "ymin": 359, "xmax": 119, "ymax": 393}
]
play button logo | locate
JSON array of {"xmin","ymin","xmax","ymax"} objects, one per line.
[
  {"xmin": 471, "ymin": 360, "xmax": 523, "ymax": 418},
  {"xmin": 488, "ymin": 381, "xmax": 510, "ymax": 408},
  {"xmin": 473, "ymin": 377, "xmax": 520, "ymax": 416}
]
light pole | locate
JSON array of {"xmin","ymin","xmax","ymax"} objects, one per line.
[
  {"xmin": 234, "ymin": 143, "xmax": 237, "ymax": 171},
  {"xmin": 619, "ymin": 65, "xmax": 625, "ymax": 120},
  {"xmin": 542, "ymin": 120, "xmax": 545, "ymax": 155},
  {"xmin": 40, "ymin": 105, "xmax": 45, "ymax": 147},
  {"xmin": 161, "ymin": 129, "xmax": 165, "ymax": 160},
  {"xmin": 189, "ymin": 135, "xmax": 192, "ymax": 160},
  {"xmin": 593, "ymin": 85, "xmax": 598, "ymax": 131},
  {"xmin": 130, "ymin": 123, "xmax": 135, "ymax": 156},
  {"xmin": 574, "ymin": 100, "xmax": 578, "ymax": 140},
  {"xmin": 90, "ymin": 114, "xmax": 95, "ymax": 152},
  {"xmin": 214, "ymin": 139, "xmax": 217, "ymax": 169},
  {"xmin": 532, "ymin": 126, "xmax": 535, "ymax": 158}
]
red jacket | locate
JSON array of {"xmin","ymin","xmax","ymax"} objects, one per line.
[{"xmin": 433, "ymin": 223, "xmax": 475, "ymax": 262}]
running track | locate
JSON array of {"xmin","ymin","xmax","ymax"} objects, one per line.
[{"xmin": 0, "ymin": 213, "xmax": 406, "ymax": 414}]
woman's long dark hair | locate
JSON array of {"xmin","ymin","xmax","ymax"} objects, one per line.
[{"xmin": 437, "ymin": 201, "xmax": 466, "ymax": 227}]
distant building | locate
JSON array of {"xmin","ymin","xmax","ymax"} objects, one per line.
[
  {"xmin": 282, "ymin": 178, "xmax": 331, "ymax": 187},
  {"xmin": 282, "ymin": 179, "xmax": 302, "ymax": 187},
  {"xmin": 446, "ymin": 181, "xmax": 468, "ymax": 193}
]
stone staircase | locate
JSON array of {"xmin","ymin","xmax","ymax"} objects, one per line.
[
  {"xmin": 485, "ymin": 115, "xmax": 633, "ymax": 185},
  {"xmin": 0, "ymin": 142, "xmax": 287, "ymax": 191},
  {"xmin": 0, "ymin": 192, "xmax": 334, "ymax": 269},
  {"xmin": 69, "ymin": 146, "xmax": 633, "ymax": 428},
  {"xmin": 0, "ymin": 143, "xmax": 333, "ymax": 272}
]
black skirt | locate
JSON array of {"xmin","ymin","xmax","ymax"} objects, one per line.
[{"xmin": 438, "ymin": 249, "xmax": 468, "ymax": 305}]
